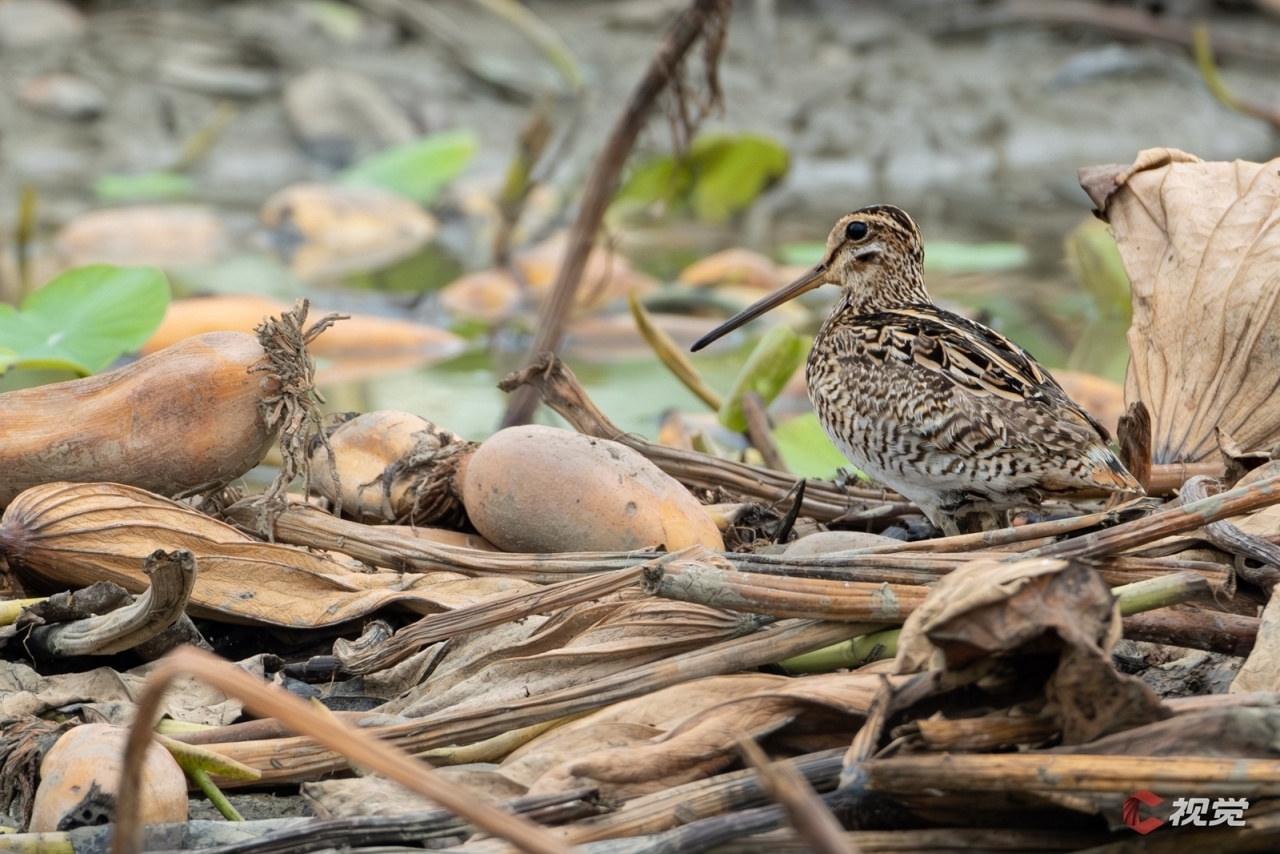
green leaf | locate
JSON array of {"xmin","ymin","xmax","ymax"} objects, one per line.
[
  {"xmin": 614, "ymin": 132, "xmax": 790, "ymax": 223},
  {"xmin": 0, "ymin": 265, "xmax": 170, "ymax": 376},
  {"xmin": 772, "ymin": 413, "xmax": 853, "ymax": 479},
  {"xmin": 922, "ymin": 241, "xmax": 1029, "ymax": 275},
  {"xmin": 778, "ymin": 241, "xmax": 825, "ymax": 267},
  {"xmin": 614, "ymin": 156, "xmax": 685, "ymax": 212},
  {"xmin": 0, "ymin": 348, "xmax": 17, "ymax": 376},
  {"xmin": 780, "ymin": 239, "xmax": 1029, "ymax": 275},
  {"xmin": 340, "ymin": 129, "xmax": 479, "ymax": 205},
  {"xmin": 1064, "ymin": 217, "xmax": 1131, "ymax": 318},
  {"xmin": 717, "ymin": 325, "xmax": 808, "ymax": 432},
  {"xmin": 1063, "ymin": 218, "xmax": 1132, "ymax": 382},
  {"xmin": 95, "ymin": 172, "xmax": 194, "ymax": 203},
  {"xmin": 688, "ymin": 133, "xmax": 789, "ymax": 222}
]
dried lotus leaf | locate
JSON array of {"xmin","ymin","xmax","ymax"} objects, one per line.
[{"xmin": 1082, "ymin": 148, "xmax": 1280, "ymax": 463}]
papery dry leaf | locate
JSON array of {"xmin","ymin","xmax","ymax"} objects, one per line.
[
  {"xmin": 395, "ymin": 591, "xmax": 756, "ymax": 718},
  {"xmin": 0, "ymin": 656, "xmax": 267, "ymax": 727},
  {"xmin": 1081, "ymin": 148, "xmax": 1280, "ymax": 462},
  {"xmin": 517, "ymin": 671, "xmax": 881, "ymax": 801},
  {"xmin": 302, "ymin": 770, "xmax": 527, "ymax": 818},
  {"xmin": 499, "ymin": 722, "xmax": 665, "ymax": 789},
  {"xmin": 0, "ymin": 483, "xmax": 532, "ymax": 627},
  {"xmin": 896, "ymin": 557, "xmax": 1168, "ymax": 743}
]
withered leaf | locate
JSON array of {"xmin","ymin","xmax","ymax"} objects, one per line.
[{"xmin": 1082, "ymin": 148, "xmax": 1280, "ymax": 462}]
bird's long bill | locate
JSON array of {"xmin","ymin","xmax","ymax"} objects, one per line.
[{"xmin": 689, "ymin": 263, "xmax": 827, "ymax": 352}]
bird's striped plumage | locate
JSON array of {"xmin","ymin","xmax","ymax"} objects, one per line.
[{"xmin": 692, "ymin": 205, "xmax": 1141, "ymax": 535}]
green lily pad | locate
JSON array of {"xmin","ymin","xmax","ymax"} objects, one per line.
[
  {"xmin": 340, "ymin": 129, "xmax": 479, "ymax": 206},
  {"xmin": 688, "ymin": 133, "xmax": 790, "ymax": 222},
  {"xmin": 772, "ymin": 413, "xmax": 853, "ymax": 479},
  {"xmin": 779, "ymin": 241, "xmax": 825, "ymax": 267},
  {"xmin": 0, "ymin": 265, "xmax": 170, "ymax": 377},
  {"xmin": 0, "ymin": 348, "xmax": 17, "ymax": 376},
  {"xmin": 923, "ymin": 241, "xmax": 1029, "ymax": 275},
  {"xmin": 616, "ymin": 132, "xmax": 790, "ymax": 223},
  {"xmin": 95, "ymin": 172, "xmax": 194, "ymax": 203},
  {"xmin": 779, "ymin": 239, "xmax": 1029, "ymax": 276}
]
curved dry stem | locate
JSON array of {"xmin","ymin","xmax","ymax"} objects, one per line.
[
  {"xmin": 112, "ymin": 646, "xmax": 574, "ymax": 854},
  {"xmin": 27, "ymin": 549, "xmax": 196, "ymax": 657}
]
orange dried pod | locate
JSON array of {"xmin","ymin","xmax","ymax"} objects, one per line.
[
  {"xmin": 0, "ymin": 332, "xmax": 277, "ymax": 507},
  {"xmin": 30, "ymin": 723, "xmax": 187, "ymax": 832}
]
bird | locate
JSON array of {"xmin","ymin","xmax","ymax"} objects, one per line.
[{"xmin": 690, "ymin": 204, "xmax": 1141, "ymax": 536}]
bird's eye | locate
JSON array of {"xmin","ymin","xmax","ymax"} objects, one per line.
[{"xmin": 844, "ymin": 221, "xmax": 869, "ymax": 241}]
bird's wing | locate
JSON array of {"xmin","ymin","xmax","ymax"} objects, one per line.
[{"xmin": 850, "ymin": 306, "xmax": 1110, "ymax": 450}]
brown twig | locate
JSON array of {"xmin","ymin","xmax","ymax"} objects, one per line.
[
  {"xmin": 742, "ymin": 391, "xmax": 789, "ymax": 473},
  {"xmin": 502, "ymin": 0, "xmax": 733, "ymax": 426},
  {"xmin": 1179, "ymin": 475, "xmax": 1280, "ymax": 592},
  {"xmin": 1033, "ymin": 472, "xmax": 1280, "ymax": 561},
  {"xmin": 1193, "ymin": 24, "xmax": 1280, "ymax": 130},
  {"xmin": 738, "ymin": 737, "xmax": 859, "ymax": 854}
]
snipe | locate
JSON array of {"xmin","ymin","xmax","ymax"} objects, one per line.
[{"xmin": 691, "ymin": 205, "xmax": 1141, "ymax": 536}]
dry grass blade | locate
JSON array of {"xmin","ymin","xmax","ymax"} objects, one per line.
[
  {"xmin": 738, "ymin": 738, "xmax": 857, "ymax": 854},
  {"xmin": 113, "ymin": 647, "xmax": 573, "ymax": 854},
  {"xmin": 335, "ymin": 564, "xmax": 650, "ymax": 674},
  {"xmin": 195, "ymin": 620, "xmax": 862, "ymax": 786}
]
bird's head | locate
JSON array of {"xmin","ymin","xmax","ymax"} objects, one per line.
[{"xmin": 690, "ymin": 205, "xmax": 928, "ymax": 352}]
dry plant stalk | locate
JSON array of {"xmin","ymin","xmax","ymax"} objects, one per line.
[
  {"xmin": 223, "ymin": 498, "xmax": 654, "ymax": 582},
  {"xmin": 643, "ymin": 559, "xmax": 928, "ymax": 623},
  {"xmin": 503, "ymin": 0, "xmax": 732, "ymax": 426},
  {"xmin": 853, "ymin": 752, "xmax": 1280, "ymax": 797},
  {"xmin": 1039, "ymin": 470, "xmax": 1280, "ymax": 560},
  {"xmin": 738, "ymin": 738, "xmax": 857, "ymax": 854},
  {"xmin": 113, "ymin": 647, "xmax": 573, "ymax": 854},
  {"xmin": 186, "ymin": 620, "xmax": 862, "ymax": 786}
]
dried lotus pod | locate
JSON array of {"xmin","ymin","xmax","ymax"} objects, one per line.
[
  {"xmin": 1081, "ymin": 148, "xmax": 1280, "ymax": 463},
  {"xmin": 308, "ymin": 411, "xmax": 475, "ymax": 528}
]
